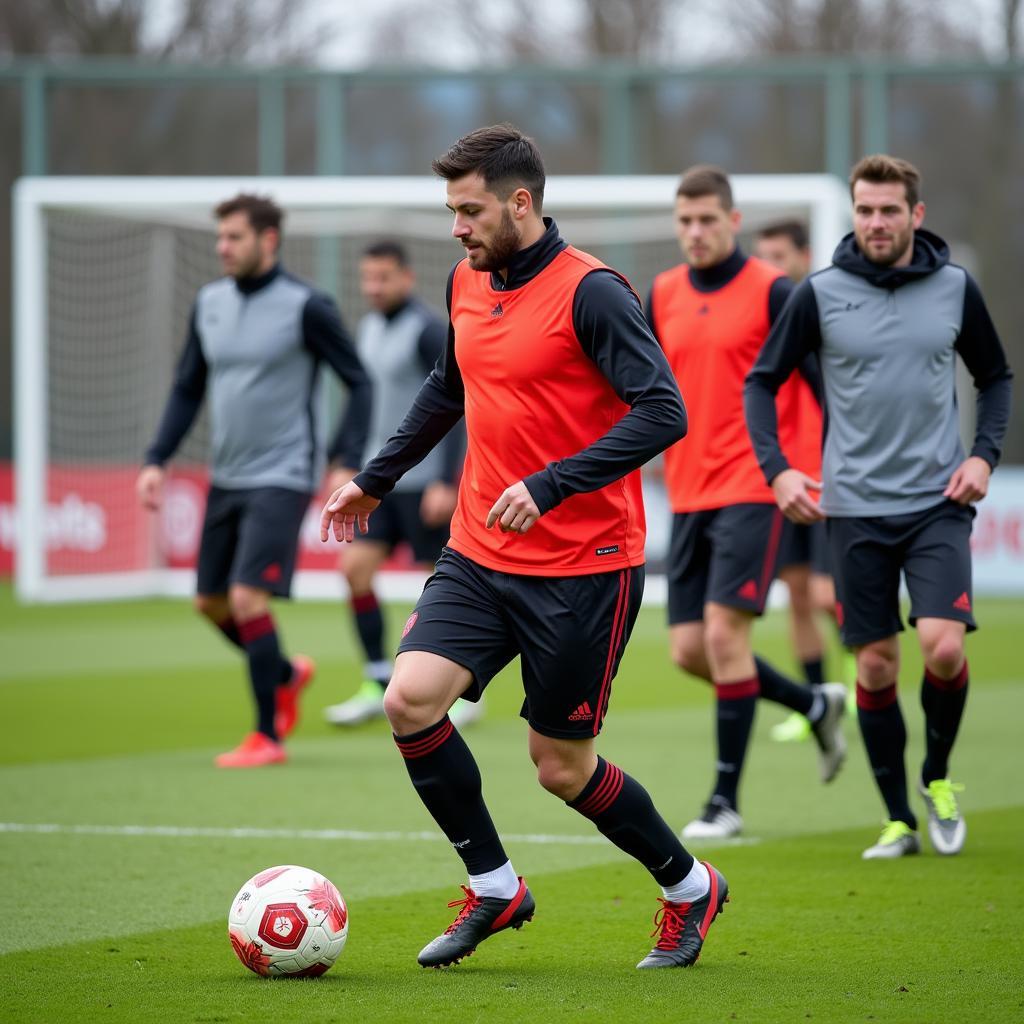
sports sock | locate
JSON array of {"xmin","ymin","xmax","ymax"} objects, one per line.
[
  {"xmin": 364, "ymin": 660, "xmax": 392, "ymax": 690},
  {"xmin": 215, "ymin": 615, "xmax": 244, "ymax": 651},
  {"xmin": 350, "ymin": 592, "xmax": 388, "ymax": 680},
  {"xmin": 755, "ymin": 656, "xmax": 815, "ymax": 717},
  {"xmin": 394, "ymin": 716, "xmax": 508, "ymax": 874},
  {"xmin": 711, "ymin": 678, "xmax": 758, "ymax": 810},
  {"xmin": 802, "ymin": 657, "xmax": 825, "ymax": 687},
  {"xmin": 469, "ymin": 861, "xmax": 520, "ymax": 900},
  {"xmin": 661, "ymin": 858, "xmax": 710, "ymax": 904},
  {"xmin": 856, "ymin": 683, "xmax": 916, "ymax": 829},
  {"xmin": 920, "ymin": 662, "xmax": 969, "ymax": 785},
  {"xmin": 568, "ymin": 757, "xmax": 695, "ymax": 887},
  {"xmin": 238, "ymin": 613, "xmax": 292, "ymax": 740}
]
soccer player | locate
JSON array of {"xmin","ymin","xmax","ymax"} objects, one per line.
[
  {"xmin": 321, "ymin": 124, "xmax": 728, "ymax": 970},
  {"xmin": 137, "ymin": 193, "xmax": 371, "ymax": 768},
  {"xmin": 754, "ymin": 220, "xmax": 839, "ymax": 743},
  {"xmin": 745, "ymin": 155, "xmax": 1013, "ymax": 858},
  {"xmin": 322, "ymin": 240, "xmax": 478, "ymax": 729},
  {"xmin": 648, "ymin": 167, "xmax": 848, "ymax": 842}
]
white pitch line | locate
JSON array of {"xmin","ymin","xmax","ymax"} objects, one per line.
[{"xmin": 0, "ymin": 821, "xmax": 760, "ymax": 847}]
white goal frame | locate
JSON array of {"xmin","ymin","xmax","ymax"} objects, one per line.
[{"xmin": 13, "ymin": 173, "xmax": 850, "ymax": 604}]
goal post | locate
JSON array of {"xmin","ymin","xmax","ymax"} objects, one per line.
[{"xmin": 13, "ymin": 173, "xmax": 850, "ymax": 604}]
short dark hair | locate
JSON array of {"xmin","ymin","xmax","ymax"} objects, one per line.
[
  {"xmin": 432, "ymin": 123, "xmax": 546, "ymax": 211},
  {"xmin": 362, "ymin": 239, "xmax": 410, "ymax": 267},
  {"xmin": 848, "ymin": 154, "xmax": 921, "ymax": 209},
  {"xmin": 757, "ymin": 219, "xmax": 809, "ymax": 250},
  {"xmin": 214, "ymin": 193, "xmax": 283, "ymax": 235},
  {"xmin": 676, "ymin": 165, "xmax": 733, "ymax": 210}
]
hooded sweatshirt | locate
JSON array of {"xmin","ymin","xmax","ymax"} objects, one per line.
[{"xmin": 744, "ymin": 229, "xmax": 1012, "ymax": 517}]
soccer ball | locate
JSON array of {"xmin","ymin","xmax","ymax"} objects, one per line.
[{"xmin": 228, "ymin": 864, "xmax": 348, "ymax": 977}]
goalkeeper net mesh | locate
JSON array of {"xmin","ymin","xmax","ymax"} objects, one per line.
[{"xmin": 15, "ymin": 175, "xmax": 848, "ymax": 601}]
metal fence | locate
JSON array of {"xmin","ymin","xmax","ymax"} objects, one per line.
[{"xmin": 1, "ymin": 57, "xmax": 1021, "ymax": 459}]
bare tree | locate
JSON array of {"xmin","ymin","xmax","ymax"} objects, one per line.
[
  {"xmin": 361, "ymin": 0, "xmax": 693, "ymax": 65},
  {"xmin": 713, "ymin": 0, "xmax": 984, "ymax": 57},
  {"xmin": 0, "ymin": 0, "xmax": 332, "ymax": 61}
]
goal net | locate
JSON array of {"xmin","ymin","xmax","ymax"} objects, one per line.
[{"xmin": 14, "ymin": 174, "xmax": 849, "ymax": 603}]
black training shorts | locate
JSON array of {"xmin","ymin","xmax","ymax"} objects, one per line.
[
  {"xmin": 398, "ymin": 547, "xmax": 644, "ymax": 740},
  {"xmin": 777, "ymin": 520, "xmax": 831, "ymax": 576},
  {"xmin": 196, "ymin": 484, "xmax": 311, "ymax": 598},
  {"xmin": 667, "ymin": 503, "xmax": 785, "ymax": 624},
  {"xmin": 827, "ymin": 500, "xmax": 977, "ymax": 647},
  {"xmin": 357, "ymin": 489, "xmax": 449, "ymax": 565}
]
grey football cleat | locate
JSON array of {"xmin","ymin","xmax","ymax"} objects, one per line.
[
  {"xmin": 919, "ymin": 778, "xmax": 966, "ymax": 855},
  {"xmin": 861, "ymin": 820, "xmax": 921, "ymax": 859},
  {"xmin": 323, "ymin": 679, "xmax": 386, "ymax": 726},
  {"xmin": 637, "ymin": 862, "xmax": 729, "ymax": 968},
  {"xmin": 810, "ymin": 682, "xmax": 848, "ymax": 783},
  {"xmin": 681, "ymin": 799, "xmax": 742, "ymax": 840},
  {"xmin": 417, "ymin": 877, "xmax": 534, "ymax": 968}
]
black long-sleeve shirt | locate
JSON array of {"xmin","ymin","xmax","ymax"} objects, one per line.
[{"xmin": 355, "ymin": 219, "xmax": 687, "ymax": 514}]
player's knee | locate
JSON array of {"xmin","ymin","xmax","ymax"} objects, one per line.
[
  {"xmin": 704, "ymin": 615, "xmax": 744, "ymax": 666},
  {"xmin": 382, "ymin": 680, "xmax": 443, "ymax": 734},
  {"xmin": 857, "ymin": 644, "xmax": 898, "ymax": 688},
  {"xmin": 534, "ymin": 754, "xmax": 587, "ymax": 800},
  {"xmin": 922, "ymin": 633, "xmax": 965, "ymax": 679},
  {"xmin": 670, "ymin": 634, "xmax": 706, "ymax": 676},
  {"xmin": 228, "ymin": 585, "xmax": 267, "ymax": 622}
]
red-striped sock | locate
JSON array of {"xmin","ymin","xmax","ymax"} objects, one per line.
[
  {"xmin": 856, "ymin": 682, "xmax": 916, "ymax": 828},
  {"xmin": 394, "ymin": 716, "xmax": 507, "ymax": 873},
  {"xmin": 568, "ymin": 756, "xmax": 694, "ymax": 887},
  {"xmin": 921, "ymin": 662, "xmax": 969, "ymax": 784}
]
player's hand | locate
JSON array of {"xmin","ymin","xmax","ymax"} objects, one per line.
[
  {"xmin": 486, "ymin": 480, "xmax": 540, "ymax": 534},
  {"xmin": 944, "ymin": 456, "xmax": 991, "ymax": 505},
  {"xmin": 771, "ymin": 468, "xmax": 824, "ymax": 524},
  {"xmin": 325, "ymin": 465, "xmax": 358, "ymax": 497},
  {"xmin": 320, "ymin": 481, "xmax": 381, "ymax": 543},
  {"xmin": 420, "ymin": 481, "xmax": 458, "ymax": 528},
  {"xmin": 136, "ymin": 465, "xmax": 166, "ymax": 511}
]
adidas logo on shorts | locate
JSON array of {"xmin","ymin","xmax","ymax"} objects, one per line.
[{"xmin": 568, "ymin": 701, "xmax": 594, "ymax": 722}]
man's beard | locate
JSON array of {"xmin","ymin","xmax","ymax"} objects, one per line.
[
  {"xmin": 229, "ymin": 249, "xmax": 263, "ymax": 281},
  {"xmin": 471, "ymin": 209, "xmax": 522, "ymax": 272},
  {"xmin": 861, "ymin": 225, "xmax": 914, "ymax": 267}
]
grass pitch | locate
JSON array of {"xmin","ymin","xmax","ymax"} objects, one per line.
[{"xmin": 2, "ymin": 586, "xmax": 1022, "ymax": 1023}]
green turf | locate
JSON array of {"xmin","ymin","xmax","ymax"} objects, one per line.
[{"xmin": 2, "ymin": 585, "xmax": 1022, "ymax": 1022}]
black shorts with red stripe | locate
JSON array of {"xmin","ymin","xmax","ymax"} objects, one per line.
[
  {"xmin": 196, "ymin": 484, "xmax": 312, "ymax": 598},
  {"xmin": 667, "ymin": 503, "xmax": 785, "ymax": 625},
  {"xmin": 827, "ymin": 499, "xmax": 977, "ymax": 647},
  {"xmin": 397, "ymin": 547, "xmax": 644, "ymax": 740}
]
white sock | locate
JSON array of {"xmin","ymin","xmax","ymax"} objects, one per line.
[
  {"xmin": 365, "ymin": 660, "xmax": 391, "ymax": 686},
  {"xmin": 469, "ymin": 860, "xmax": 520, "ymax": 899},
  {"xmin": 807, "ymin": 689, "xmax": 825, "ymax": 724},
  {"xmin": 661, "ymin": 859, "xmax": 710, "ymax": 904}
]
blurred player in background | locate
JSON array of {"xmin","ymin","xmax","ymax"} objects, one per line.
[
  {"xmin": 746, "ymin": 154, "xmax": 1012, "ymax": 858},
  {"xmin": 648, "ymin": 167, "xmax": 847, "ymax": 842},
  {"xmin": 754, "ymin": 220, "xmax": 844, "ymax": 743},
  {"xmin": 323, "ymin": 124, "xmax": 729, "ymax": 971},
  {"xmin": 137, "ymin": 193, "xmax": 371, "ymax": 768},
  {"xmin": 321, "ymin": 240, "xmax": 478, "ymax": 729}
]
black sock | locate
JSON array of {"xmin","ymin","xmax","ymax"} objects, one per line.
[
  {"xmin": 921, "ymin": 662, "xmax": 969, "ymax": 785},
  {"xmin": 395, "ymin": 717, "xmax": 508, "ymax": 874},
  {"xmin": 856, "ymin": 683, "xmax": 916, "ymax": 829},
  {"xmin": 755, "ymin": 656, "xmax": 814, "ymax": 716},
  {"xmin": 351, "ymin": 592, "xmax": 387, "ymax": 682},
  {"xmin": 802, "ymin": 657, "xmax": 825, "ymax": 687},
  {"xmin": 216, "ymin": 615, "xmax": 244, "ymax": 650},
  {"xmin": 239, "ymin": 613, "xmax": 291, "ymax": 741},
  {"xmin": 711, "ymin": 678, "xmax": 759, "ymax": 811},
  {"xmin": 568, "ymin": 757, "xmax": 694, "ymax": 887}
]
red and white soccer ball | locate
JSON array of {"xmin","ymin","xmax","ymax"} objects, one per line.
[{"xmin": 228, "ymin": 864, "xmax": 348, "ymax": 977}]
